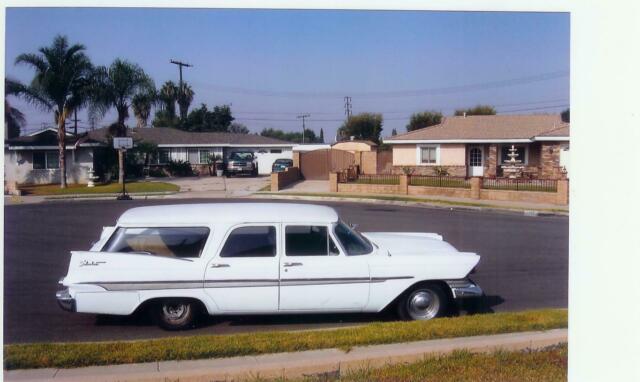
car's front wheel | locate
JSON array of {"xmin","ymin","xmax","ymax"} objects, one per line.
[
  {"xmin": 398, "ymin": 284, "xmax": 449, "ymax": 321},
  {"xmin": 155, "ymin": 299, "xmax": 197, "ymax": 330}
]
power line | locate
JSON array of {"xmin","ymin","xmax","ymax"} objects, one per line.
[{"xmin": 193, "ymin": 70, "xmax": 568, "ymax": 99}]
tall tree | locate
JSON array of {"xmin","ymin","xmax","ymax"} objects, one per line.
[
  {"xmin": 91, "ymin": 58, "xmax": 154, "ymax": 184},
  {"xmin": 4, "ymin": 78, "xmax": 27, "ymax": 139},
  {"xmin": 14, "ymin": 35, "xmax": 93, "ymax": 188},
  {"xmin": 181, "ymin": 104, "xmax": 234, "ymax": 132},
  {"xmin": 406, "ymin": 111, "xmax": 443, "ymax": 132},
  {"xmin": 337, "ymin": 113, "xmax": 383, "ymax": 143},
  {"xmin": 561, "ymin": 108, "xmax": 570, "ymax": 123},
  {"xmin": 132, "ymin": 89, "xmax": 156, "ymax": 128},
  {"xmin": 260, "ymin": 128, "xmax": 321, "ymax": 143},
  {"xmin": 177, "ymin": 82, "xmax": 194, "ymax": 120},
  {"xmin": 319, "ymin": 128, "xmax": 325, "ymax": 143},
  {"xmin": 454, "ymin": 105, "xmax": 496, "ymax": 116},
  {"xmin": 228, "ymin": 122, "xmax": 249, "ymax": 134}
]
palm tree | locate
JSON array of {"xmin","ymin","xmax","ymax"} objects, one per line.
[
  {"xmin": 132, "ymin": 90, "xmax": 155, "ymax": 128},
  {"xmin": 177, "ymin": 82, "xmax": 194, "ymax": 120},
  {"xmin": 159, "ymin": 81, "xmax": 178, "ymax": 118},
  {"xmin": 14, "ymin": 35, "xmax": 93, "ymax": 188},
  {"xmin": 91, "ymin": 58, "xmax": 154, "ymax": 184},
  {"xmin": 5, "ymin": 78, "xmax": 27, "ymax": 139}
]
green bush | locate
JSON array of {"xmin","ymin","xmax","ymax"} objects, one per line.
[{"xmin": 167, "ymin": 160, "xmax": 193, "ymax": 177}]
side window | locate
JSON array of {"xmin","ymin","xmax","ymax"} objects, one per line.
[
  {"xmin": 103, "ymin": 227, "xmax": 210, "ymax": 258},
  {"xmin": 286, "ymin": 225, "xmax": 331, "ymax": 256},
  {"xmin": 220, "ymin": 226, "xmax": 276, "ymax": 257}
]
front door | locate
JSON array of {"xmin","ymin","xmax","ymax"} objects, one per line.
[
  {"xmin": 204, "ymin": 224, "xmax": 280, "ymax": 312},
  {"xmin": 468, "ymin": 146, "xmax": 484, "ymax": 176},
  {"xmin": 278, "ymin": 224, "xmax": 370, "ymax": 311}
]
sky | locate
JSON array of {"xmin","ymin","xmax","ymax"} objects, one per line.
[{"xmin": 5, "ymin": 8, "xmax": 569, "ymax": 141}]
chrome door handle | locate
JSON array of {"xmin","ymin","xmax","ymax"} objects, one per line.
[
  {"xmin": 283, "ymin": 262, "xmax": 303, "ymax": 267},
  {"xmin": 210, "ymin": 263, "xmax": 230, "ymax": 268}
]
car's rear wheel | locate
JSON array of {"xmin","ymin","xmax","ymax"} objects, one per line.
[
  {"xmin": 398, "ymin": 284, "xmax": 449, "ymax": 321},
  {"xmin": 156, "ymin": 299, "xmax": 197, "ymax": 330}
]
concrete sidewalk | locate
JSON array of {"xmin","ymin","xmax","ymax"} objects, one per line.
[{"xmin": 4, "ymin": 329, "xmax": 567, "ymax": 382}]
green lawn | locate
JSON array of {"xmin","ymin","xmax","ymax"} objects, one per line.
[
  {"xmin": 271, "ymin": 344, "xmax": 567, "ymax": 382},
  {"xmin": 4, "ymin": 309, "xmax": 567, "ymax": 370},
  {"xmin": 353, "ymin": 178, "xmax": 400, "ymax": 185},
  {"xmin": 410, "ymin": 178, "xmax": 470, "ymax": 189},
  {"xmin": 19, "ymin": 181, "xmax": 179, "ymax": 196}
]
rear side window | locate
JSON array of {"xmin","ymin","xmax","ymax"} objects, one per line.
[
  {"xmin": 220, "ymin": 226, "xmax": 277, "ymax": 257},
  {"xmin": 286, "ymin": 225, "xmax": 335, "ymax": 256},
  {"xmin": 103, "ymin": 227, "xmax": 210, "ymax": 258}
]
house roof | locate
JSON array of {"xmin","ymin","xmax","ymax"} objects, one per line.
[
  {"xmin": 385, "ymin": 114, "xmax": 570, "ymax": 143},
  {"xmin": 5, "ymin": 129, "xmax": 102, "ymax": 149},
  {"xmin": 86, "ymin": 126, "xmax": 295, "ymax": 147}
]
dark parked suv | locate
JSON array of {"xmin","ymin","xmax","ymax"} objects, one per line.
[
  {"xmin": 272, "ymin": 158, "xmax": 293, "ymax": 173},
  {"xmin": 226, "ymin": 151, "xmax": 258, "ymax": 177}
]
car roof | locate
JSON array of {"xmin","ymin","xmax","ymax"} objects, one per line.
[{"xmin": 117, "ymin": 203, "xmax": 339, "ymax": 225}]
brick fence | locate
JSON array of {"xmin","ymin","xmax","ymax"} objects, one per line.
[
  {"xmin": 270, "ymin": 167, "xmax": 301, "ymax": 191},
  {"xmin": 331, "ymin": 174, "xmax": 569, "ymax": 205}
]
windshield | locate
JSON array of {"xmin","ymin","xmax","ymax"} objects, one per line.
[
  {"xmin": 229, "ymin": 152, "xmax": 253, "ymax": 161},
  {"xmin": 334, "ymin": 221, "xmax": 374, "ymax": 256}
]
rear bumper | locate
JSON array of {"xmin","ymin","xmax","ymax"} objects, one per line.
[
  {"xmin": 56, "ymin": 288, "xmax": 76, "ymax": 312},
  {"xmin": 445, "ymin": 279, "xmax": 484, "ymax": 299}
]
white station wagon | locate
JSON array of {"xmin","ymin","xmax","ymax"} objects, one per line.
[{"xmin": 57, "ymin": 203, "xmax": 483, "ymax": 330}]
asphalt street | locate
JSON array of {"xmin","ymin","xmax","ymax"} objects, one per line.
[{"xmin": 4, "ymin": 198, "xmax": 568, "ymax": 343}]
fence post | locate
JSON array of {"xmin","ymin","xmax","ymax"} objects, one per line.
[
  {"xmin": 556, "ymin": 179, "xmax": 569, "ymax": 205},
  {"xmin": 399, "ymin": 174, "xmax": 409, "ymax": 195},
  {"xmin": 470, "ymin": 177, "xmax": 482, "ymax": 199},
  {"xmin": 329, "ymin": 172, "xmax": 338, "ymax": 193},
  {"xmin": 293, "ymin": 151, "xmax": 301, "ymax": 168},
  {"xmin": 270, "ymin": 172, "xmax": 279, "ymax": 192}
]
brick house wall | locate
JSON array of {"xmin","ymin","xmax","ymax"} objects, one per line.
[{"xmin": 540, "ymin": 142, "xmax": 568, "ymax": 178}]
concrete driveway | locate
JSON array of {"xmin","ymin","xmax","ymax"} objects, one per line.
[
  {"xmin": 165, "ymin": 175, "xmax": 269, "ymax": 196},
  {"xmin": 282, "ymin": 180, "xmax": 329, "ymax": 193}
]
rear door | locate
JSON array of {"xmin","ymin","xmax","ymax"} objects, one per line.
[
  {"xmin": 278, "ymin": 224, "xmax": 370, "ymax": 311},
  {"xmin": 203, "ymin": 224, "xmax": 280, "ymax": 312}
]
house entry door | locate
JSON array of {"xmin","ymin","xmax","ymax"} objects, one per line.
[{"xmin": 468, "ymin": 146, "xmax": 484, "ymax": 176}]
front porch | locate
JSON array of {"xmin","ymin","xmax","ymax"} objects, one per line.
[{"xmin": 470, "ymin": 142, "xmax": 568, "ymax": 179}]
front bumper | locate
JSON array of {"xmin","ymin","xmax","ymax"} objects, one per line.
[
  {"xmin": 445, "ymin": 279, "xmax": 484, "ymax": 299},
  {"xmin": 56, "ymin": 288, "xmax": 76, "ymax": 312}
]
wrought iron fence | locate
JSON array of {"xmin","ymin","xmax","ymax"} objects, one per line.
[
  {"xmin": 409, "ymin": 175, "xmax": 471, "ymax": 189},
  {"xmin": 348, "ymin": 174, "xmax": 401, "ymax": 185},
  {"xmin": 482, "ymin": 177, "xmax": 558, "ymax": 192}
]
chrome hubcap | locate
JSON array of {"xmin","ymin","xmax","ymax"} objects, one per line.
[
  {"xmin": 163, "ymin": 303, "xmax": 187, "ymax": 320},
  {"xmin": 407, "ymin": 290, "xmax": 440, "ymax": 320}
]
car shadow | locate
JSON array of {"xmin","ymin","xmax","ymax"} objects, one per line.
[
  {"xmin": 93, "ymin": 297, "xmax": 503, "ymax": 330},
  {"xmin": 455, "ymin": 294, "xmax": 505, "ymax": 315}
]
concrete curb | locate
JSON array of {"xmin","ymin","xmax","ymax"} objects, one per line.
[
  {"xmin": 4, "ymin": 329, "xmax": 567, "ymax": 382},
  {"xmin": 252, "ymin": 193, "xmax": 569, "ymax": 217},
  {"xmin": 43, "ymin": 191, "xmax": 177, "ymax": 200}
]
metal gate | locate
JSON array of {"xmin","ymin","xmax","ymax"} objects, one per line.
[{"xmin": 299, "ymin": 149, "xmax": 356, "ymax": 180}]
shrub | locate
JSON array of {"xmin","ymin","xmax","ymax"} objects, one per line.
[
  {"xmin": 167, "ymin": 160, "xmax": 194, "ymax": 177},
  {"xmin": 401, "ymin": 166, "xmax": 415, "ymax": 175}
]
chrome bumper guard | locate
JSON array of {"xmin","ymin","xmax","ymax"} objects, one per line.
[
  {"xmin": 56, "ymin": 288, "xmax": 76, "ymax": 312},
  {"xmin": 445, "ymin": 279, "xmax": 484, "ymax": 299}
]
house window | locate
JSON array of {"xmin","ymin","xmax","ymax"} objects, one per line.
[
  {"xmin": 500, "ymin": 145, "xmax": 527, "ymax": 164},
  {"xmin": 419, "ymin": 145, "xmax": 438, "ymax": 165},
  {"xmin": 158, "ymin": 150, "xmax": 170, "ymax": 164},
  {"xmin": 270, "ymin": 149, "xmax": 282, "ymax": 154},
  {"xmin": 199, "ymin": 150, "xmax": 212, "ymax": 164},
  {"xmin": 187, "ymin": 149, "xmax": 199, "ymax": 164},
  {"xmin": 33, "ymin": 151, "xmax": 59, "ymax": 169}
]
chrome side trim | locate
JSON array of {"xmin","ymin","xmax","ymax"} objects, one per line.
[{"xmin": 78, "ymin": 276, "xmax": 414, "ymax": 291}]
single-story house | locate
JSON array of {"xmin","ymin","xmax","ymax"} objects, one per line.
[
  {"xmin": 5, "ymin": 127, "xmax": 295, "ymax": 185},
  {"xmin": 383, "ymin": 114, "xmax": 570, "ymax": 178}
]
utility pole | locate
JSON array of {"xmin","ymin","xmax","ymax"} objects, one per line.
[
  {"xmin": 344, "ymin": 96, "xmax": 352, "ymax": 120},
  {"xmin": 297, "ymin": 114, "xmax": 310, "ymax": 144},
  {"xmin": 170, "ymin": 59, "xmax": 193, "ymax": 90},
  {"xmin": 72, "ymin": 110, "xmax": 81, "ymax": 136}
]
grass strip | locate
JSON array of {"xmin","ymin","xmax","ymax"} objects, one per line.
[
  {"xmin": 261, "ymin": 191, "xmax": 569, "ymax": 213},
  {"xmin": 268, "ymin": 343, "xmax": 568, "ymax": 382},
  {"xmin": 4, "ymin": 309, "xmax": 566, "ymax": 370},
  {"xmin": 19, "ymin": 181, "xmax": 179, "ymax": 196}
]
